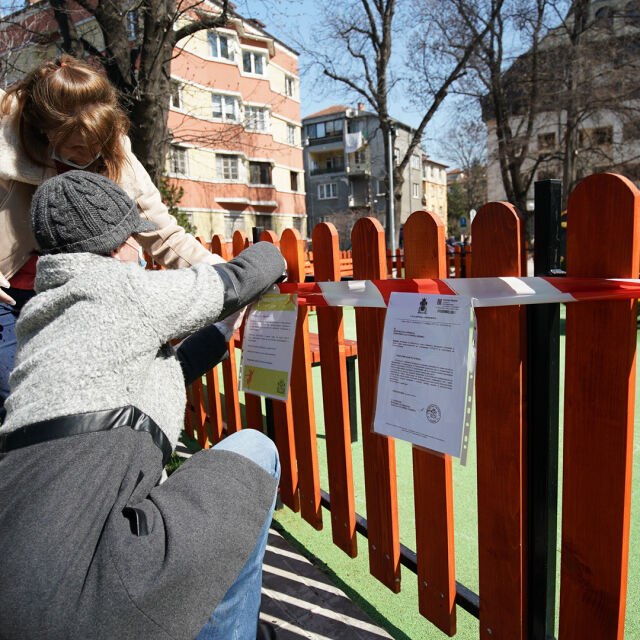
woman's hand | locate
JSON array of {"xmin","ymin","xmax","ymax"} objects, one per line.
[{"xmin": 0, "ymin": 276, "xmax": 16, "ymax": 306}]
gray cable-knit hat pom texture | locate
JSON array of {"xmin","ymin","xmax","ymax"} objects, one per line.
[{"xmin": 31, "ymin": 170, "xmax": 157, "ymax": 255}]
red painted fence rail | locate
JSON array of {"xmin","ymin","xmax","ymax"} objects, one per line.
[{"xmin": 182, "ymin": 173, "xmax": 637, "ymax": 640}]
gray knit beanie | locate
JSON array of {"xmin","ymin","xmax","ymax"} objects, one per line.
[{"xmin": 31, "ymin": 171, "xmax": 158, "ymax": 255}]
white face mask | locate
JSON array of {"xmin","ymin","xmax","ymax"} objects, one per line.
[
  {"xmin": 125, "ymin": 240, "xmax": 147, "ymax": 268},
  {"xmin": 49, "ymin": 147, "xmax": 102, "ymax": 170}
]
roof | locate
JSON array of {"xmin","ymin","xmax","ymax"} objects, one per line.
[{"xmin": 303, "ymin": 105, "xmax": 351, "ymax": 120}]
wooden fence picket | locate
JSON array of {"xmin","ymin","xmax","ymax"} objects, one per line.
[
  {"xmin": 473, "ymin": 202, "xmax": 527, "ymax": 640},
  {"xmin": 280, "ymin": 228, "xmax": 322, "ymax": 528},
  {"xmin": 404, "ymin": 210, "xmax": 457, "ymax": 635},
  {"xmin": 352, "ymin": 217, "xmax": 401, "ymax": 592},
  {"xmin": 313, "ymin": 222, "xmax": 357, "ymax": 556},
  {"xmin": 208, "ymin": 235, "xmax": 231, "ymax": 441},
  {"xmin": 190, "ymin": 378, "xmax": 210, "ymax": 449},
  {"xmin": 559, "ymin": 173, "xmax": 639, "ymax": 640},
  {"xmin": 261, "ymin": 230, "xmax": 299, "ymax": 512},
  {"xmin": 184, "ymin": 387, "xmax": 195, "ymax": 440}
]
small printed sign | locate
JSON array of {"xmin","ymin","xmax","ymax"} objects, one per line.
[
  {"xmin": 373, "ymin": 293, "xmax": 473, "ymax": 458},
  {"xmin": 460, "ymin": 216, "xmax": 467, "ymax": 228},
  {"xmin": 239, "ymin": 293, "xmax": 298, "ymax": 401}
]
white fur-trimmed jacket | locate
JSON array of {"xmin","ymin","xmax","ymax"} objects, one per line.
[{"xmin": 0, "ymin": 88, "xmax": 221, "ymax": 284}]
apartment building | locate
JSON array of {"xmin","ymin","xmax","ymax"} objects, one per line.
[
  {"xmin": 0, "ymin": 2, "xmax": 306, "ymax": 240},
  {"xmin": 302, "ymin": 104, "xmax": 425, "ymax": 248},
  {"xmin": 422, "ymin": 158, "xmax": 448, "ymax": 227},
  {"xmin": 168, "ymin": 11, "xmax": 305, "ymax": 239},
  {"xmin": 484, "ymin": 0, "xmax": 640, "ymax": 209}
]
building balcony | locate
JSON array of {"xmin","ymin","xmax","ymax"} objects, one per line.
[
  {"xmin": 311, "ymin": 166, "xmax": 346, "ymax": 176},
  {"xmin": 307, "ymin": 134, "xmax": 344, "ymax": 147},
  {"xmin": 346, "ymin": 161, "xmax": 370, "ymax": 176},
  {"xmin": 348, "ymin": 195, "xmax": 371, "ymax": 208}
]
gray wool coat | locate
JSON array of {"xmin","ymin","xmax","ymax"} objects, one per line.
[{"xmin": 0, "ymin": 253, "xmax": 277, "ymax": 640}]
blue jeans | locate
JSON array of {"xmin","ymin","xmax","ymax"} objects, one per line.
[
  {"xmin": 0, "ymin": 288, "xmax": 36, "ymax": 423},
  {"xmin": 196, "ymin": 430, "xmax": 280, "ymax": 640}
]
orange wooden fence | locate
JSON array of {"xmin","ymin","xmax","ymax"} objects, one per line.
[{"xmin": 183, "ymin": 173, "xmax": 637, "ymax": 639}]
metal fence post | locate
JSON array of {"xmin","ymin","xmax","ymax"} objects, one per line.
[{"xmin": 527, "ymin": 179, "xmax": 563, "ymax": 640}]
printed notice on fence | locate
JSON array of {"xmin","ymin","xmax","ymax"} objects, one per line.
[
  {"xmin": 374, "ymin": 293, "xmax": 472, "ymax": 457},
  {"xmin": 239, "ymin": 293, "xmax": 298, "ymax": 401}
]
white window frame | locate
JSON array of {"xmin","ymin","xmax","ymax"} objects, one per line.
[
  {"xmin": 169, "ymin": 80, "xmax": 182, "ymax": 110},
  {"xmin": 245, "ymin": 106, "xmax": 269, "ymax": 132},
  {"xmin": 412, "ymin": 182, "xmax": 420, "ymax": 198},
  {"xmin": 242, "ymin": 50, "xmax": 266, "ymax": 75},
  {"xmin": 285, "ymin": 75, "xmax": 295, "ymax": 97},
  {"xmin": 212, "ymin": 93, "xmax": 240, "ymax": 123},
  {"xmin": 287, "ymin": 124, "xmax": 296, "ymax": 145},
  {"xmin": 217, "ymin": 154, "xmax": 240, "ymax": 181},
  {"xmin": 318, "ymin": 182, "xmax": 338, "ymax": 200},
  {"xmin": 208, "ymin": 32, "xmax": 233, "ymax": 60},
  {"xmin": 411, "ymin": 155, "xmax": 421, "ymax": 170},
  {"xmin": 169, "ymin": 145, "xmax": 188, "ymax": 176}
]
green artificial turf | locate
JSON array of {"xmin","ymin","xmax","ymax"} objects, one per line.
[{"xmin": 268, "ymin": 306, "xmax": 640, "ymax": 639}]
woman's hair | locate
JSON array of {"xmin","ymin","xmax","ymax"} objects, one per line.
[{"xmin": 0, "ymin": 54, "xmax": 130, "ymax": 182}]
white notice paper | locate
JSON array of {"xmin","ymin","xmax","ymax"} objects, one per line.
[
  {"xmin": 239, "ymin": 293, "xmax": 298, "ymax": 401},
  {"xmin": 373, "ymin": 293, "xmax": 473, "ymax": 457}
]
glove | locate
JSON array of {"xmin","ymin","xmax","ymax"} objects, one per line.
[{"xmin": 213, "ymin": 242, "xmax": 287, "ymax": 320}]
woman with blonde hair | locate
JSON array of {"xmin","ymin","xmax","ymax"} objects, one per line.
[{"xmin": 0, "ymin": 54, "xmax": 223, "ymax": 421}]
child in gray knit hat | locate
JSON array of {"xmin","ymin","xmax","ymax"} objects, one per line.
[{"xmin": 0, "ymin": 171, "xmax": 285, "ymax": 640}]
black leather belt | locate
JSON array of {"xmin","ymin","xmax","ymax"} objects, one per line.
[{"xmin": 0, "ymin": 406, "xmax": 172, "ymax": 466}]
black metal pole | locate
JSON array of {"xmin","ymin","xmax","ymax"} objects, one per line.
[{"xmin": 527, "ymin": 179, "xmax": 562, "ymax": 640}]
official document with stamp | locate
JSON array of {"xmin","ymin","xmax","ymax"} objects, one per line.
[
  {"xmin": 239, "ymin": 293, "xmax": 298, "ymax": 401},
  {"xmin": 374, "ymin": 292, "xmax": 473, "ymax": 458}
]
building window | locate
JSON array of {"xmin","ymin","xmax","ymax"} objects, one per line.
[
  {"xmin": 285, "ymin": 76, "xmax": 295, "ymax": 97},
  {"xmin": 325, "ymin": 155, "xmax": 344, "ymax": 171},
  {"xmin": 287, "ymin": 124, "xmax": 296, "ymax": 145},
  {"xmin": 595, "ymin": 6, "xmax": 614, "ymax": 30},
  {"xmin": 127, "ymin": 9, "xmax": 139, "ymax": 40},
  {"xmin": 290, "ymin": 171, "xmax": 298, "ymax": 191},
  {"xmin": 242, "ymin": 50, "xmax": 265, "ymax": 75},
  {"xmin": 579, "ymin": 125, "xmax": 614, "ymax": 147},
  {"xmin": 169, "ymin": 145, "xmax": 188, "ymax": 175},
  {"xmin": 624, "ymin": 119, "xmax": 640, "ymax": 140},
  {"xmin": 306, "ymin": 119, "xmax": 343, "ymax": 139},
  {"xmin": 411, "ymin": 155, "xmax": 421, "ymax": 170},
  {"xmin": 626, "ymin": 1, "xmax": 640, "ymax": 27},
  {"xmin": 537, "ymin": 132, "xmax": 556, "ymax": 150},
  {"xmin": 245, "ymin": 106, "xmax": 269, "ymax": 132},
  {"xmin": 216, "ymin": 154, "xmax": 239, "ymax": 180},
  {"xmin": 376, "ymin": 178, "xmax": 386, "ymax": 195},
  {"xmin": 354, "ymin": 150, "xmax": 365, "ymax": 164},
  {"xmin": 212, "ymin": 94, "xmax": 239, "ymax": 122},
  {"xmin": 249, "ymin": 161, "xmax": 272, "ymax": 185},
  {"xmin": 169, "ymin": 81, "xmax": 182, "ymax": 110},
  {"xmin": 412, "ymin": 183, "xmax": 420, "ymax": 198},
  {"xmin": 208, "ymin": 32, "xmax": 233, "ymax": 60},
  {"xmin": 318, "ymin": 183, "xmax": 337, "ymax": 200}
]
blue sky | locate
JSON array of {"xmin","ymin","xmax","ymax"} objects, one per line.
[
  {"xmin": 235, "ymin": 0, "xmax": 459, "ymax": 165},
  {"xmin": 0, "ymin": 0, "xmax": 460, "ymax": 164}
]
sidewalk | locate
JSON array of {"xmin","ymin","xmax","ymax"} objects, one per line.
[{"xmin": 261, "ymin": 528, "xmax": 393, "ymax": 640}]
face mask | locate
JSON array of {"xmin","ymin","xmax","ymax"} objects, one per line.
[
  {"xmin": 125, "ymin": 240, "xmax": 147, "ymax": 268},
  {"xmin": 50, "ymin": 147, "xmax": 102, "ymax": 170}
]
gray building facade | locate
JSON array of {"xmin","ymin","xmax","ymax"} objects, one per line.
[{"xmin": 302, "ymin": 104, "xmax": 425, "ymax": 248}]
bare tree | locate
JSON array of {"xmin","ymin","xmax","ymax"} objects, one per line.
[
  {"xmin": 463, "ymin": 0, "xmax": 640, "ymax": 213},
  {"xmin": 0, "ymin": 0, "xmax": 232, "ymax": 184},
  {"xmin": 277, "ymin": 0, "xmax": 503, "ymax": 248},
  {"xmin": 440, "ymin": 109, "xmax": 488, "ymax": 217}
]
